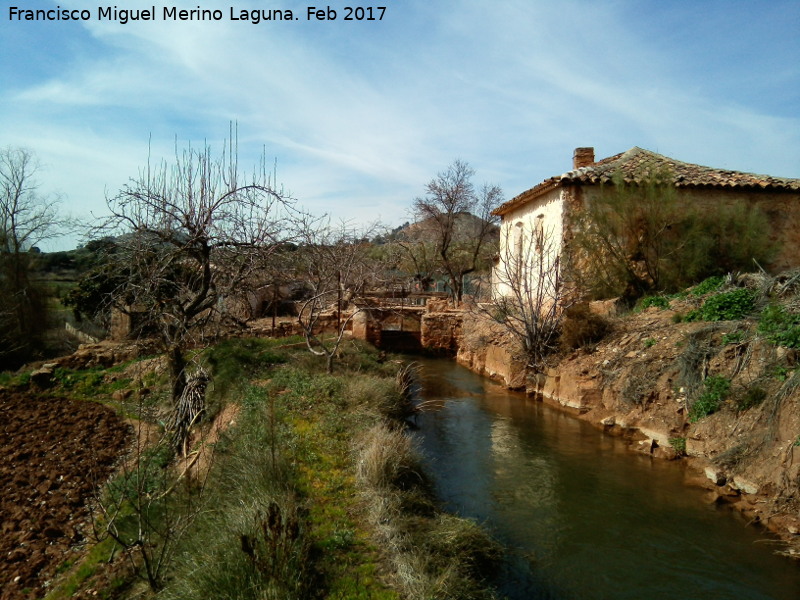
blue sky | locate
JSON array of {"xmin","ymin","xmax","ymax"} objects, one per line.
[{"xmin": 2, "ymin": 0, "xmax": 799, "ymax": 250}]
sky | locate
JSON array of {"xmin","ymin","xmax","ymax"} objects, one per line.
[{"xmin": 1, "ymin": 0, "xmax": 799, "ymax": 250}]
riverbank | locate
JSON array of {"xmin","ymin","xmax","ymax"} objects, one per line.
[
  {"xmin": 455, "ymin": 275, "xmax": 800, "ymax": 556},
  {"xmin": 2, "ymin": 338, "xmax": 501, "ymax": 600},
  {"xmin": 411, "ymin": 356, "xmax": 800, "ymax": 600}
]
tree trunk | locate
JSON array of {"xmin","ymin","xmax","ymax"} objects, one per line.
[{"xmin": 169, "ymin": 344, "xmax": 187, "ymax": 404}]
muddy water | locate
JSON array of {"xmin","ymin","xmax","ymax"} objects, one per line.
[{"xmin": 411, "ymin": 358, "xmax": 800, "ymax": 600}]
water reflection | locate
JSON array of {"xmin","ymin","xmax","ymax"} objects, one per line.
[{"xmin": 412, "ymin": 358, "xmax": 800, "ymax": 600}]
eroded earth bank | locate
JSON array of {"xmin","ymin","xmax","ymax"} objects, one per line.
[{"xmin": 455, "ymin": 274, "xmax": 800, "ymax": 556}]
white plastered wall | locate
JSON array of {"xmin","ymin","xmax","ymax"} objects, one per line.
[{"xmin": 492, "ymin": 187, "xmax": 565, "ymax": 299}]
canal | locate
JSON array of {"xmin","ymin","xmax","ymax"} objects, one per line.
[{"xmin": 411, "ymin": 357, "xmax": 800, "ymax": 600}]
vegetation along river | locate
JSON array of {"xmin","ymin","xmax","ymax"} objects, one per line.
[{"xmin": 411, "ymin": 357, "xmax": 800, "ymax": 600}]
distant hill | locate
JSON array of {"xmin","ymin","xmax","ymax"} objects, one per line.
[{"xmin": 382, "ymin": 212, "xmax": 499, "ymax": 243}]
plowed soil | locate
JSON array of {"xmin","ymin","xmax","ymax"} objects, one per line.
[{"xmin": 0, "ymin": 390, "xmax": 131, "ymax": 600}]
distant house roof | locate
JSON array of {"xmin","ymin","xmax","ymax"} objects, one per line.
[{"xmin": 493, "ymin": 147, "xmax": 800, "ymax": 216}]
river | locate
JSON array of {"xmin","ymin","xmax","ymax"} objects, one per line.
[{"xmin": 411, "ymin": 357, "xmax": 800, "ymax": 600}]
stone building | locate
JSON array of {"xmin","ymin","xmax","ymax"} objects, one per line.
[{"xmin": 492, "ymin": 146, "xmax": 800, "ymax": 299}]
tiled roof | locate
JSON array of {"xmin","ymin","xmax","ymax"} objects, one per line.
[{"xmin": 494, "ymin": 147, "xmax": 800, "ymax": 216}]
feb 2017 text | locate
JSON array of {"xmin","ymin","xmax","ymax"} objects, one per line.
[{"xmin": 7, "ymin": 6, "xmax": 388, "ymax": 24}]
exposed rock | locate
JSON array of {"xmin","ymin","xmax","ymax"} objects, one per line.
[
  {"xmin": 730, "ymin": 476, "xmax": 759, "ymax": 496},
  {"xmin": 635, "ymin": 438, "xmax": 657, "ymax": 455},
  {"xmin": 421, "ymin": 311, "xmax": 462, "ymax": 353},
  {"xmin": 704, "ymin": 466, "xmax": 727, "ymax": 486},
  {"xmin": 653, "ymin": 445, "xmax": 678, "ymax": 460},
  {"xmin": 111, "ymin": 389, "xmax": 133, "ymax": 402},
  {"xmin": 30, "ymin": 364, "xmax": 56, "ymax": 388},
  {"xmin": 589, "ymin": 298, "xmax": 622, "ymax": 318}
]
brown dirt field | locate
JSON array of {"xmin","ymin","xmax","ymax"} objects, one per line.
[{"xmin": 0, "ymin": 390, "xmax": 131, "ymax": 600}]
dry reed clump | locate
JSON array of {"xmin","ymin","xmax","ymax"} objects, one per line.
[
  {"xmin": 559, "ymin": 303, "xmax": 611, "ymax": 351},
  {"xmin": 344, "ymin": 375, "xmax": 397, "ymax": 406},
  {"xmin": 356, "ymin": 422, "xmax": 422, "ymax": 490},
  {"xmin": 355, "ymin": 422, "xmax": 501, "ymax": 600}
]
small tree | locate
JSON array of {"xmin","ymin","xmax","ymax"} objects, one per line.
[
  {"xmin": 568, "ymin": 169, "xmax": 777, "ymax": 301},
  {"xmin": 101, "ymin": 130, "xmax": 296, "ymax": 404},
  {"xmin": 295, "ymin": 221, "xmax": 377, "ymax": 373},
  {"xmin": 94, "ymin": 387, "xmax": 215, "ymax": 591},
  {"xmin": 411, "ymin": 160, "xmax": 501, "ymax": 302},
  {"xmin": 567, "ymin": 169, "xmax": 681, "ymax": 300},
  {"xmin": 0, "ymin": 146, "xmax": 67, "ymax": 367},
  {"xmin": 489, "ymin": 220, "xmax": 571, "ymax": 370}
]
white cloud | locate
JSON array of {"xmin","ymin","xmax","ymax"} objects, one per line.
[{"xmin": 1, "ymin": 0, "xmax": 797, "ymax": 249}]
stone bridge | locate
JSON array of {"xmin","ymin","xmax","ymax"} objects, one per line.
[{"xmin": 351, "ymin": 294, "xmax": 463, "ymax": 353}]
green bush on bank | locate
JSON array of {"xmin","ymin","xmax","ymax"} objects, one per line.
[
  {"xmin": 637, "ymin": 295, "xmax": 670, "ymax": 311},
  {"xmin": 686, "ymin": 288, "xmax": 756, "ymax": 322},
  {"xmin": 690, "ymin": 276, "xmax": 726, "ymax": 297},
  {"xmin": 758, "ymin": 304, "xmax": 800, "ymax": 348},
  {"xmin": 689, "ymin": 375, "xmax": 731, "ymax": 422}
]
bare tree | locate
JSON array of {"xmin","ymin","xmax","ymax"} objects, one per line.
[
  {"xmin": 488, "ymin": 220, "xmax": 570, "ymax": 370},
  {"xmin": 101, "ymin": 129, "xmax": 296, "ymax": 405},
  {"xmin": 94, "ymin": 387, "xmax": 215, "ymax": 592},
  {"xmin": 411, "ymin": 160, "xmax": 502, "ymax": 303},
  {"xmin": 295, "ymin": 220, "xmax": 377, "ymax": 373},
  {"xmin": 0, "ymin": 146, "xmax": 66, "ymax": 366}
]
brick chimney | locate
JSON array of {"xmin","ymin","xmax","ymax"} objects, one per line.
[{"xmin": 573, "ymin": 147, "xmax": 595, "ymax": 169}]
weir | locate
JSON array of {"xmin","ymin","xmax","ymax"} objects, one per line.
[{"xmin": 351, "ymin": 293, "xmax": 462, "ymax": 353}]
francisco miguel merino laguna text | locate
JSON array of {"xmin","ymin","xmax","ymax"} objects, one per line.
[{"xmin": 8, "ymin": 5, "xmax": 387, "ymax": 24}]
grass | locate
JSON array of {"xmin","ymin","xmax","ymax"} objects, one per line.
[
  {"xmin": 43, "ymin": 536, "xmax": 119, "ymax": 600},
  {"xmin": 355, "ymin": 422, "xmax": 501, "ymax": 600},
  {"xmin": 33, "ymin": 336, "xmax": 505, "ymax": 600}
]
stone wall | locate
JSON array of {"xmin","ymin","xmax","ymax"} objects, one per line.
[
  {"xmin": 351, "ymin": 310, "xmax": 382, "ymax": 346},
  {"xmin": 420, "ymin": 311, "xmax": 462, "ymax": 353}
]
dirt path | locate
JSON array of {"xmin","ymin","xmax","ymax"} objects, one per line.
[{"xmin": 0, "ymin": 390, "xmax": 131, "ymax": 600}]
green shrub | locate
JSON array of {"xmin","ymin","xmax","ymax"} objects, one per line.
[
  {"xmin": 773, "ymin": 365, "xmax": 793, "ymax": 382},
  {"xmin": 567, "ymin": 175, "xmax": 776, "ymax": 301},
  {"xmin": 690, "ymin": 276, "xmax": 725, "ymax": 297},
  {"xmin": 689, "ymin": 375, "xmax": 731, "ymax": 422},
  {"xmin": 735, "ymin": 387, "xmax": 767, "ymax": 412},
  {"xmin": 684, "ymin": 309, "xmax": 701, "ymax": 322},
  {"xmin": 669, "ymin": 437, "xmax": 687, "ymax": 456},
  {"xmin": 638, "ymin": 295, "xmax": 670, "ymax": 310},
  {"xmin": 687, "ymin": 289, "xmax": 755, "ymax": 322},
  {"xmin": 758, "ymin": 304, "xmax": 800, "ymax": 348},
  {"xmin": 722, "ymin": 332, "xmax": 744, "ymax": 345}
]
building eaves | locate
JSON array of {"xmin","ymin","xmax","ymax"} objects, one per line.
[{"xmin": 493, "ymin": 147, "xmax": 800, "ymax": 217}]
